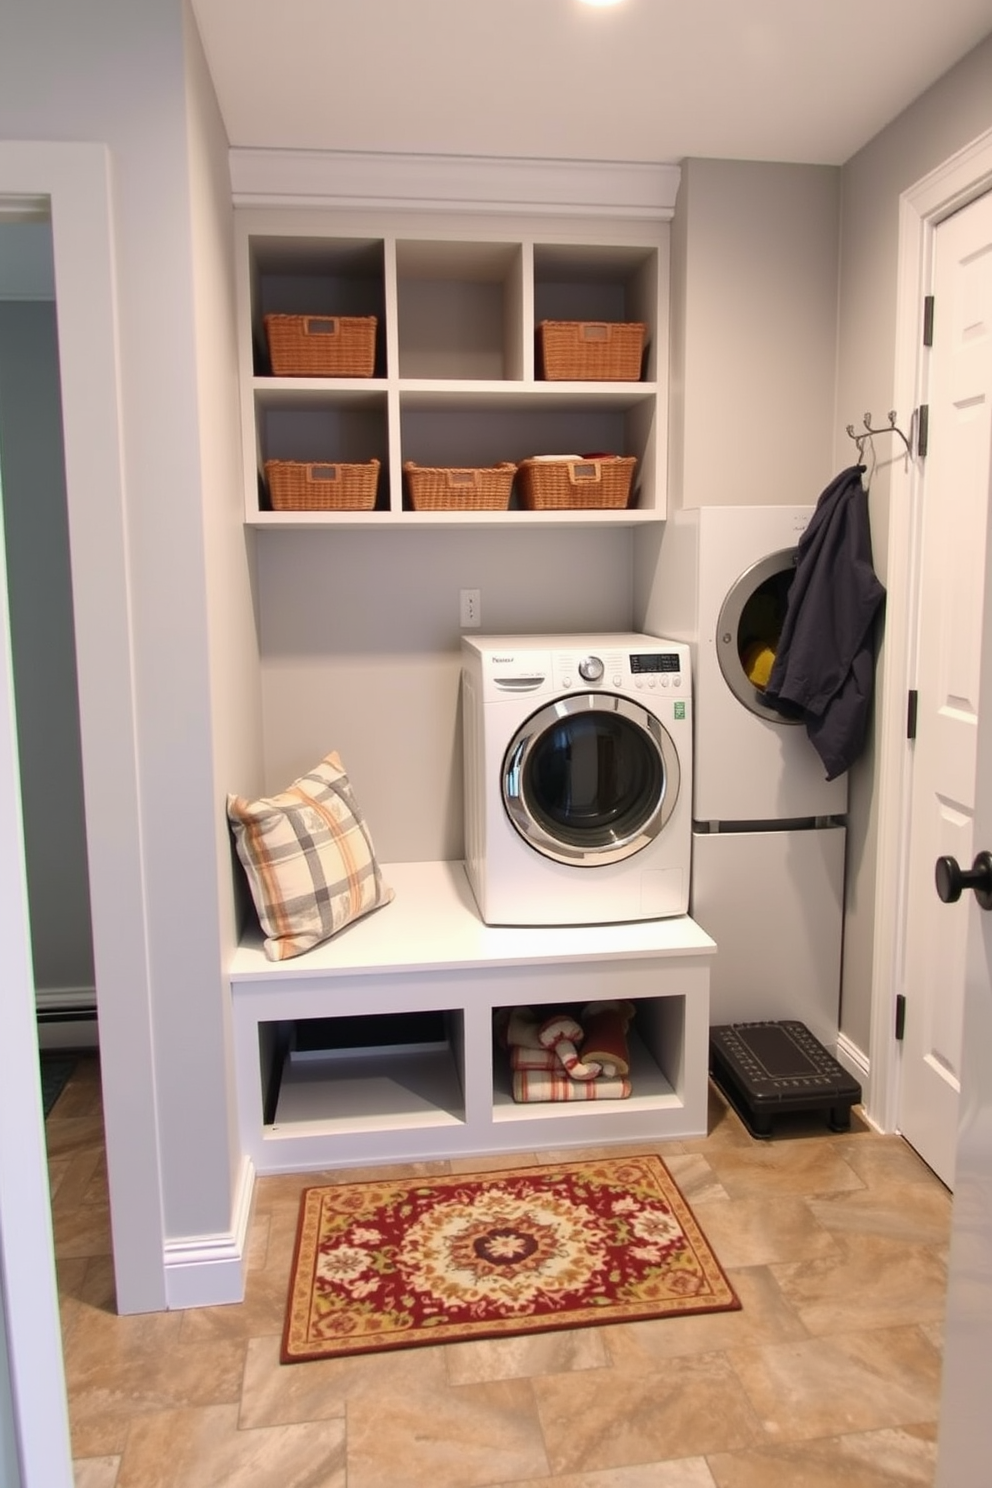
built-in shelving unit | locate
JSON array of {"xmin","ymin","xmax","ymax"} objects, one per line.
[
  {"xmin": 227, "ymin": 195, "xmax": 698, "ymax": 1174},
  {"xmin": 234, "ymin": 209, "xmax": 669, "ymax": 527},
  {"xmin": 229, "ymin": 861, "xmax": 714, "ymax": 1173}
]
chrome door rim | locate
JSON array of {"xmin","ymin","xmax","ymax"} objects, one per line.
[{"xmin": 502, "ymin": 692, "xmax": 680, "ymax": 866}]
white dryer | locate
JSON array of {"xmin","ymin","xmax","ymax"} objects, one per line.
[
  {"xmin": 643, "ymin": 507, "xmax": 848, "ymax": 1050},
  {"xmin": 461, "ymin": 634, "xmax": 692, "ymax": 927},
  {"xmin": 647, "ymin": 505, "xmax": 847, "ymax": 823}
]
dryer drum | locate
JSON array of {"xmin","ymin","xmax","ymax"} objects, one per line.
[
  {"xmin": 502, "ymin": 693, "xmax": 680, "ymax": 866},
  {"xmin": 716, "ymin": 548, "xmax": 803, "ymax": 724}
]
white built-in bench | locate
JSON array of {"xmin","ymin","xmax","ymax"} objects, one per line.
[{"xmin": 229, "ymin": 860, "xmax": 715, "ymax": 1174}]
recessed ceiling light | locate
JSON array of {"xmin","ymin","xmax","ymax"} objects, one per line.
[{"xmin": 578, "ymin": 0, "xmax": 625, "ymax": 7}]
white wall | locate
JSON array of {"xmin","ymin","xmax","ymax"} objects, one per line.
[
  {"xmin": 0, "ymin": 0, "xmax": 256, "ymax": 1300},
  {"xmin": 836, "ymin": 33, "xmax": 992, "ymax": 1057}
]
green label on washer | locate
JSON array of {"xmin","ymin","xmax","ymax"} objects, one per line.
[{"xmin": 674, "ymin": 701, "xmax": 686, "ymax": 719}]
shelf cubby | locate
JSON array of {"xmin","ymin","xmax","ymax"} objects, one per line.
[
  {"xmin": 269, "ymin": 1008, "xmax": 466, "ymax": 1137},
  {"xmin": 396, "ymin": 239, "xmax": 524, "ymax": 380},
  {"xmin": 248, "ymin": 235, "xmax": 388, "ymax": 377}
]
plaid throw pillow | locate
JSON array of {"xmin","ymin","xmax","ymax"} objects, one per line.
[{"xmin": 228, "ymin": 752, "xmax": 393, "ymax": 961}]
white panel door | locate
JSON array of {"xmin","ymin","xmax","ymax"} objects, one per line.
[
  {"xmin": 934, "ymin": 243, "xmax": 992, "ymax": 1488},
  {"xmin": 899, "ymin": 189, "xmax": 992, "ymax": 1186}
]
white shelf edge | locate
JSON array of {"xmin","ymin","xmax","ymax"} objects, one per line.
[
  {"xmin": 396, "ymin": 379, "xmax": 658, "ymax": 398},
  {"xmin": 253, "ymin": 377, "xmax": 657, "ymax": 397},
  {"xmin": 253, "ymin": 377, "xmax": 388, "ymax": 402},
  {"xmin": 265, "ymin": 1110, "xmax": 466, "ymax": 1140},
  {"xmin": 245, "ymin": 508, "xmax": 666, "ymax": 530},
  {"xmin": 491, "ymin": 1091, "xmax": 682, "ymax": 1123}
]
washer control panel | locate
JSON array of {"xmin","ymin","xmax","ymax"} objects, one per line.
[
  {"xmin": 631, "ymin": 649, "xmax": 684, "ymax": 691},
  {"xmin": 472, "ymin": 637, "xmax": 689, "ymax": 702},
  {"xmin": 556, "ymin": 648, "xmax": 683, "ymax": 692}
]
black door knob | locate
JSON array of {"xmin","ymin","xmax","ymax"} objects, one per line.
[{"xmin": 935, "ymin": 851, "xmax": 992, "ymax": 911}]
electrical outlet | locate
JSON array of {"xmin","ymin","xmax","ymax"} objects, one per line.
[{"xmin": 460, "ymin": 588, "xmax": 481, "ymax": 628}]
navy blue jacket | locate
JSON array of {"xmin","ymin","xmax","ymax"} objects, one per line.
[{"xmin": 762, "ymin": 466, "xmax": 886, "ymax": 780}]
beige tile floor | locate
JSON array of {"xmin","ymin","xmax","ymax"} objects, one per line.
[{"xmin": 48, "ymin": 1055, "xmax": 953, "ymax": 1488}]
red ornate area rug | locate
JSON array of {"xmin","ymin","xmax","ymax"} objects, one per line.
[{"xmin": 281, "ymin": 1154, "xmax": 739, "ymax": 1363}]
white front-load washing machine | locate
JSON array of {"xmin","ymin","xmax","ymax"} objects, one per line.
[{"xmin": 461, "ymin": 634, "xmax": 692, "ymax": 927}]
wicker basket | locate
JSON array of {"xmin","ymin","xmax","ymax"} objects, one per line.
[
  {"xmin": 264, "ymin": 314, "xmax": 377, "ymax": 377},
  {"xmin": 264, "ymin": 459, "xmax": 380, "ymax": 512},
  {"xmin": 404, "ymin": 462, "xmax": 516, "ymax": 511},
  {"xmin": 537, "ymin": 321, "xmax": 646, "ymax": 382},
  {"xmin": 517, "ymin": 456, "xmax": 636, "ymax": 511}
]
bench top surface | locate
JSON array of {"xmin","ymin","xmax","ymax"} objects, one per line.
[{"xmin": 230, "ymin": 860, "xmax": 716, "ymax": 982}]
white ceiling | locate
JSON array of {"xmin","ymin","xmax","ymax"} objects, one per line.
[{"xmin": 191, "ymin": 0, "xmax": 992, "ymax": 169}]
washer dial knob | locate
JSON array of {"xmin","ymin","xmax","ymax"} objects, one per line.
[{"xmin": 578, "ymin": 655, "xmax": 605, "ymax": 682}]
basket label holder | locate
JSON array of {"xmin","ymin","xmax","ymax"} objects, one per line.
[{"xmin": 304, "ymin": 317, "xmax": 340, "ymax": 337}]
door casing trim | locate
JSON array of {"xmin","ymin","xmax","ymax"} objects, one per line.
[{"xmin": 869, "ymin": 127, "xmax": 992, "ymax": 1133}]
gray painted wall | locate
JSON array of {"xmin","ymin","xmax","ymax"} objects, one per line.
[
  {"xmin": 182, "ymin": 0, "xmax": 265, "ymax": 1217},
  {"xmin": 0, "ymin": 294, "xmax": 94, "ymax": 999},
  {"xmin": 671, "ymin": 158, "xmax": 841, "ymax": 512},
  {"xmin": 255, "ymin": 164, "xmax": 845, "ymax": 869},
  {"xmin": 255, "ymin": 526, "xmax": 635, "ymax": 864},
  {"xmin": 836, "ymin": 33, "xmax": 992, "ymax": 1056},
  {"xmin": 635, "ymin": 160, "xmax": 844, "ymax": 646}
]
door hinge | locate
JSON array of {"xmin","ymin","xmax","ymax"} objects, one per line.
[
  {"xmin": 895, "ymin": 993, "xmax": 907, "ymax": 1041},
  {"xmin": 923, "ymin": 294, "xmax": 935, "ymax": 347},
  {"xmin": 917, "ymin": 404, "xmax": 929, "ymax": 458},
  {"xmin": 907, "ymin": 688, "xmax": 918, "ymax": 740}
]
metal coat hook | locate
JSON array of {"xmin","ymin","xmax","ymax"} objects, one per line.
[{"xmin": 845, "ymin": 410, "xmax": 913, "ymax": 459}]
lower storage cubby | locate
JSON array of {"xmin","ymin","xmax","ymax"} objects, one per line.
[
  {"xmin": 230, "ymin": 861, "xmax": 715, "ymax": 1174},
  {"xmin": 492, "ymin": 998, "xmax": 686, "ymax": 1120},
  {"xmin": 268, "ymin": 1009, "xmax": 466, "ymax": 1135}
]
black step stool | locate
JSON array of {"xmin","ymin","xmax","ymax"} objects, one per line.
[{"xmin": 709, "ymin": 1020, "xmax": 862, "ymax": 1139}]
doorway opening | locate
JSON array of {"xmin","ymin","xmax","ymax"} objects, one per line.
[{"xmin": 0, "ymin": 210, "xmax": 98, "ymax": 1073}]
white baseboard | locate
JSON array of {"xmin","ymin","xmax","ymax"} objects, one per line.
[
  {"xmin": 35, "ymin": 985, "xmax": 99, "ymax": 1049},
  {"xmin": 37, "ymin": 1020, "xmax": 98, "ymax": 1051},
  {"xmin": 834, "ymin": 1032, "xmax": 875, "ymax": 1122},
  {"xmin": 35, "ymin": 985, "xmax": 96, "ymax": 1014},
  {"xmin": 162, "ymin": 1156, "xmax": 255, "ymax": 1309}
]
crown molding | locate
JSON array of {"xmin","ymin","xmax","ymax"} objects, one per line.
[{"xmin": 229, "ymin": 147, "xmax": 681, "ymax": 220}]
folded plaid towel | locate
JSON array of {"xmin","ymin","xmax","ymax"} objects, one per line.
[
  {"xmin": 511, "ymin": 1067, "xmax": 631, "ymax": 1102},
  {"xmin": 510, "ymin": 1046, "xmax": 561, "ymax": 1071}
]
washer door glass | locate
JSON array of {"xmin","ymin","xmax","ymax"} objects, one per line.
[
  {"xmin": 717, "ymin": 548, "xmax": 802, "ymax": 724},
  {"xmin": 502, "ymin": 693, "xmax": 680, "ymax": 866}
]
